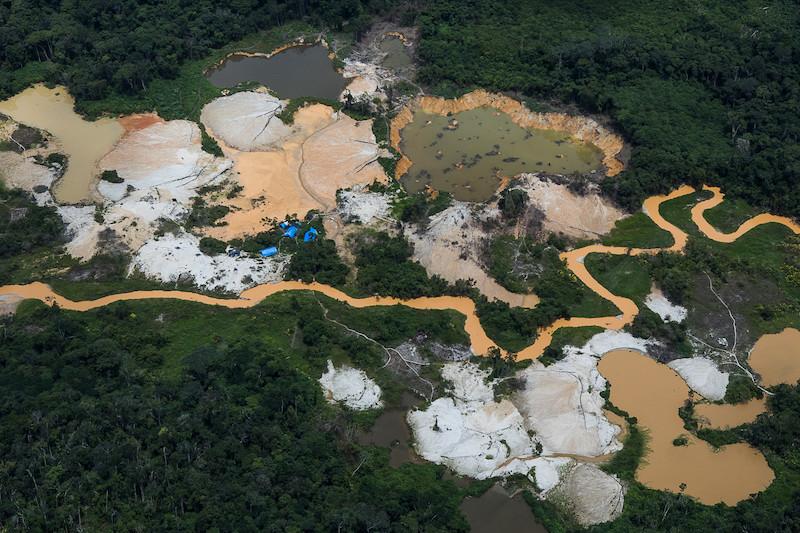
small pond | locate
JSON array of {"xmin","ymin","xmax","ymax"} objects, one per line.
[
  {"xmin": 357, "ymin": 392, "xmax": 420, "ymax": 467},
  {"xmin": 206, "ymin": 44, "xmax": 347, "ymax": 100},
  {"xmin": 399, "ymin": 107, "xmax": 603, "ymax": 202},
  {"xmin": 380, "ymin": 36, "xmax": 412, "ymax": 69},
  {"xmin": 460, "ymin": 484, "xmax": 547, "ymax": 533}
]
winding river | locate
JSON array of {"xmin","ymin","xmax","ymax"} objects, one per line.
[{"xmin": 2, "ymin": 183, "xmax": 799, "ymax": 505}]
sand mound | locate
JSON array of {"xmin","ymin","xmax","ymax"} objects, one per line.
[
  {"xmin": 668, "ymin": 357, "xmax": 729, "ymax": 401},
  {"xmin": 201, "ymin": 99, "xmax": 388, "ymax": 239},
  {"xmin": 514, "ymin": 354, "xmax": 623, "ymax": 457},
  {"xmin": 547, "ymin": 463, "xmax": 625, "ymax": 526},
  {"xmin": 514, "ymin": 175, "xmax": 625, "ymax": 239},
  {"xmin": 407, "ymin": 202, "xmax": 539, "ymax": 308},
  {"xmin": 318, "ymin": 360, "xmax": 382, "ymax": 410},
  {"xmin": 200, "ymin": 91, "xmax": 291, "ymax": 151},
  {"xmin": 130, "ymin": 233, "xmax": 288, "ymax": 294},
  {"xmin": 644, "ymin": 286, "xmax": 687, "ymax": 323}
]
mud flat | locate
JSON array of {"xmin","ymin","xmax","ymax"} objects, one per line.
[
  {"xmin": 390, "ymin": 90, "xmax": 625, "ymax": 191},
  {"xmin": 598, "ymin": 349, "xmax": 774, "ymax": 505},
  {"xmin": 205, "ymin": 44, "xmax": 347, "ymax": 100},
  {"xmin": 0, "ymin": 84, "xmax": 123, "ymax": 204},
  {"xmin": 748, "ymin": 328, "xmax": 800, "ymax": 387}
]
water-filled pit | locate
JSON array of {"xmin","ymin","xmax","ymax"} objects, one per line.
[
  {"xmin": 399, "ymin": 107, "xmax": 603, "ymax": 202},
  {"xmin": 206, "ymin": 44, "xmax": 347, "ymax": 100}
]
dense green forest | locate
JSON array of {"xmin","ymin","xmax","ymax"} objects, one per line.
[
  {"xmin": 0, "ymin": 0, "xmax": 388, "ymax": 100},
  {"xmin": 0, "ymin": 296, "xmax": 471, "ymax": 531},
  {"xmin": 414, "ymin": 0, "xmax": 800, "ymax": 216}
]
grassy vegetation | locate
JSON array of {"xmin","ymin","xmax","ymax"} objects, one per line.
[
  {"xmin": 704, "ymin": 197, "xmax": 763, "ymax": 233},
  {"xmin": 584, "ymin": 254, "xmax": 652, "ymax": 303},
  {"xmin": 602, "ymin": 212, "xmax": 673, "ymax": 249}
]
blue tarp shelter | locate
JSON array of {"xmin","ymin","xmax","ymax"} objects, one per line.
[
  {"xmin": 303, "ymin": 227, "xmax": 318, "ymax": 242},
  {"xmin": 283, "ymin": 225, "xmax": 298, "ymax": 238},
  {"xmin": 260, "ymin": 246, "xmax": 278, "ymax": 257}
]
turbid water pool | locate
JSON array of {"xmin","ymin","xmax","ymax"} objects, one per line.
[
  {"xmin": 748, "ymin": 328, "xmax": 800, "ymax": 387},
  {"xmin": 598, "ymin": 349, "xmax": 774, "ymax": 505},
  {"xmin": 206, "ymin": 44, "xmax": 347, "ymax": 100},
  {"xmin": 398, "ymin": 107, "xmax": 602, "ymax": 202},
  {"xmin": 379, "ymin": 36, "xmax": 412, "ymax": 69},
  {"xmin": 357, "ymin": 392, "xmax": 420, "ymax": 467},
  {"xmin": 459, "ymin": 484, "xmax": 546, "ymax": 533},
  {"xmin": 0, "ymin": 84, "xmax": 123, "ymax": 204}
]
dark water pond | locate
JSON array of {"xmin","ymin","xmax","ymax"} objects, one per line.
[
  {"xmin": 357, "ymin": 392, "xmax": 420, "ymax": 467},
  {"xmin": 460, "ymin": 484, "xmax": 548, "ymax": 533},
  {"xmin": 399, "ymin": 107, "xmax": 602, "ymax": 202},
  {"xmin": 380, "ymin": 37, "xmax": 412, "ymax": 69},
  {"xmin": 206, "ymin": 44, "xmax": 347, "ymax": 100}
]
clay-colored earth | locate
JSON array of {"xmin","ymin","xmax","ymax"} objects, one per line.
[{"xmin": 203, "ymin": 102, "xmax": 387, "ymax": 239}]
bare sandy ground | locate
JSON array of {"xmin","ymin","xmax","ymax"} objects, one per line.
[{"xmin": 201, "ymin": 96, "xmax": 387, "ymax": 239}]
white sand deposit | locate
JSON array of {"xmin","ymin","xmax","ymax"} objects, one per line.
[
  {"xmin": 547, "ymin": 463, "xmax": 625, "ymax": 526},
  {"xmin": 337, "ymin": 186, "xmax": 393, "ymax": 224},
  {"xmin": 200, "ymin": 91, "xmax": 291, "ymax": 151},
  {"xmin": 644, "ymin": 286, "xmax": 688, "ymax": 323},
  {"xmin": 318, "ymin": 360, "xmax": 383, "ymax": 410},
  {"xmin": 130, "ymin": 233, "xmax": 288, "ymax": 294},
  {"xmin": 668, "ymin": 357, "xmax": 729, "ymax": 401},
  {"xmin": 511, "ymin": 175, "xmax": 626, "ymax": 239},
  {"xmin": 407, "ymin": 202, "xmax": 539, "ymax": 308},
  {"xmin": 514, "ymin": 354, "xmax": 623, "ymax": 457}
]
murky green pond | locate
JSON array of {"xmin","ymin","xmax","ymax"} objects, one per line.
[
  {"xmin": 357, "ymin": 392, "xmax": 420, "ymax": 467},
  {"xmin": 206, "ymin": 44, "xmax": 346, "ymax": 100},
  {"xmin": 399, "ymin": 107, "xmax": 602, "ymax": 202},
  {"xmin": 380, "ymin": 37, "xmax": 412, "ymax": 69}
]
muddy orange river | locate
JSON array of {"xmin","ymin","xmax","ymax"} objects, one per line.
[
  {"xmin": 599, "ymin": 349, "xmax": 774, "ymax": 505},
  {"xmin": 2, "ymin": 183, "xmax": 799, "ymax": 505}
]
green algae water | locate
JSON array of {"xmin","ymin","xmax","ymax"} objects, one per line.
[{"xmin": 399, "ymin": 107, "xmax": 603, "ymax": 202}]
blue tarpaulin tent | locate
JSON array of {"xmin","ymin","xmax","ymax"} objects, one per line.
[
  {"xmin": 303, "ymin": 227, "xmax": 318, "ymax": 242},
  {"xmin": 260, "ymin": 246, "xmax": 278, "ymax": 257},
  {"xmin": 283, "ymin": 225, "xmax": 298, "ymax": 238}
]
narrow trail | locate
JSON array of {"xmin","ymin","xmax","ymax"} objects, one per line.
[{"xmin": 1, "ymin": 184, "xmax": 798, "ymax": 362}]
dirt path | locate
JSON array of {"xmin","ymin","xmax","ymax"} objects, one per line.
[{"xmin": 1, "ymin": 184, "xmax": 797, "ymax": 361}]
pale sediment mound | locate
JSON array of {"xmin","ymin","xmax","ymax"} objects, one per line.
[
  {"xmin": 200, "ymin": 91, "xmax": 290, "ymax": 151},
  {"xmin": 318, "ymin": 360, "xmax": 383, "ymax": 410},
  {"xmin": 200, "ymin": 96, "xmax": 388, "ymax": 238},
  {"xmin": 337, "ymin": 187, "xmax": 392, "ymax": 224},
  {"xmin": 0, "ymin": 151, "xmax": 56, "ymax": 197},
  {"xmin": 514, "ymin": 354, "xmax": 623, "ymax": 457},
  {"xmin": 0, "ymin": 293, "xmax": 24, "ymax": 316},
  {"xmin": 341, "ymin": 60, "xmax": 386, "ymax": 102},
  {"xmin": 513, "ymin": 175, "xmax": 625, "ymax": 239},
  {"xmin": 667, "ymin": 357, "xmax": 729, "ymax": 401},
  {"xmin": 91, "ymin": 119, "xmax": 232, "ymax": 257},
  {"xmin": 407, "ymin": 363, "xmax": 538, "ymax": 479},
  {"xmin": 390, "ymin": 89, "xmax": 625, "ymax": 178},
  {"xmin": 130, "ymin": 233, "xmax": 289, "ymax": 294},
  {"xmin": 406, "ymin": 202, "xmax": 539, "ymax": 308},
  {"xmin": 408, "ymin": 359, "xmax": 622, "ymax": 480},
  {"xmin": 644, "ymin": 286, "xmax": 687, "ymax": 323},
  {"xmin": 547, "ymin": 463, "xmax": 625, "ymax": 526}
]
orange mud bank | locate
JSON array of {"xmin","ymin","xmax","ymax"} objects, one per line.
[{"xmin": 389, "ymin": 90, "xmax": 626, "ymax": 179}]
